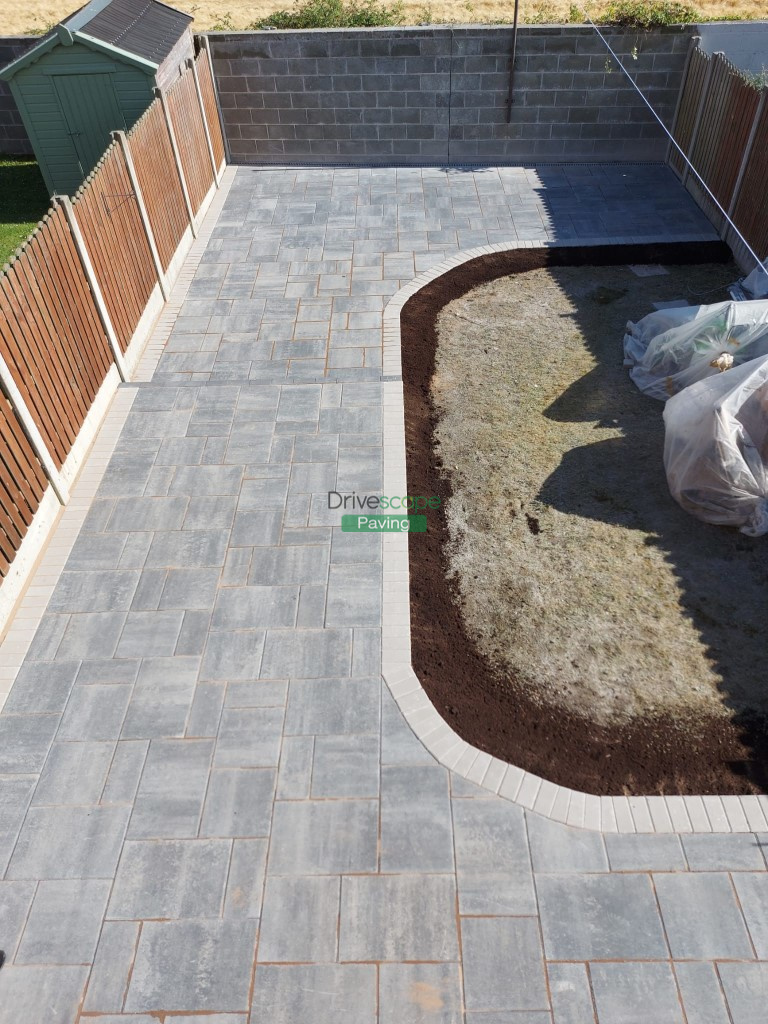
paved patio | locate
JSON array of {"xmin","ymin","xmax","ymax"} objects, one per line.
[{"xmin": 0, "ymin": 164, "xmax": 766, "ymax": 1024}]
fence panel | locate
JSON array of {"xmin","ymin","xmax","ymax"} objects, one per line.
[
  {"xmin": 196, "ymin": 49, "xmax": 226, "ymax": 170},
  {"xmin": 669, "ymin": 46, "xmax": 768, "ymax": 261},
  {"xmin": 128, "ymin": 102, "xmax": 190, "ymax": 273},
  {"xmin": 72, "ymin": 143, "xmax": 158, "ymax": 353},
  {"xmin": 669, "ymin": 47, "xmax": 709, "ymax": 177},
  {"xmin": 0, "ymin": 207, "xmax": 113, "ymax": 466},
  {"xmin": 0, "ymin": 393, "xmax": 47, "ymax": 578},
  {"xmin": 732, "ymin": 98, "xmax": 768, "ymax": 262},
  {"xmin": 167, "ymin": 69, "xmax": 214, "ymax": 215}
]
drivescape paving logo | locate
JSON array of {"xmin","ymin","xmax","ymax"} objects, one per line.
[{"xmin": 328, "ymin": 491, "xmax": 441, "ymax": 533}]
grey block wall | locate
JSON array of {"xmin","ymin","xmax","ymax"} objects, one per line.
[
  {"xmin": 0, "ymin": 37, "xmax": 35, "ymax": 155},
  {"xmin": 208, "ymin": 25, "xmax": 694, "ymax": 165}
]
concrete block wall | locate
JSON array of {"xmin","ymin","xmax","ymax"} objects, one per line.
[
  {"xmin": 0, "ymin": 37, "xmax": 35, "ymax": 155},
  {"xmin": 209, "ymin": 25, "xmax": 695, "ymax": 165}
]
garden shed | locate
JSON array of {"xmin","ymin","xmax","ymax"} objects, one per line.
[{"xmin": 0, "ymin": 0, "xmax": 194, "ymax": 196}]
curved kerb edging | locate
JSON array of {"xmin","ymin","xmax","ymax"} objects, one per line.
[{"xmin": 380, "ymin": 237, "xmax": 768, "ymax": 836}]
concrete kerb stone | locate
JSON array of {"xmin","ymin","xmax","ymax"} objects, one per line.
[{"xmin": 380, "ymin": 236, "xmax": 755, "ymax": 834}]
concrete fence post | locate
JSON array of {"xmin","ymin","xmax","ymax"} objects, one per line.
[
  {"xmin": 156, "ymin": 86, "xmax": 198, "ymax": 237},
  {"xmin": 667, "ymin": 35, "xmax": 701, "ymax": 167},
  {"xmin": 0, "ymin": 353, "xmax": 69, "ymax": 505},
  {"xmin": 55, "ymin": 195, "xmax": 129, "ymax": 383},
  {"xmin": 727, "ymin": 85, "xmax": 768, "ymax": 219},
  {"xmin": 682, "ymin": 51, "xmax": 723, "ymax": 187},
  {"xmin": 187, "ymin": 56, "xmax": 221, "ymax": 186},
  {"xmin": 112, "ymin": 130, "xmax": 170, "ymax": 300}
]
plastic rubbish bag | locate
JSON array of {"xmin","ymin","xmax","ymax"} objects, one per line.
[
  {"xmin": 730, "ymin": 259, "xmax": 768, "ymax": 301},
  {"xmin": 623, "ymin": 299, "xmax": 768, "ymax": 400},
  {"xmin": 663, "ymin": 353, "xmax": 768, "ymax": 536}
]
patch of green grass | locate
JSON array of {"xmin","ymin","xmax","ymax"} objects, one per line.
[
  {"xmin": 0, "ymin": 157, "xmax": 49, "ymax": 267},
  {"xmin": 251, "ymin": 0, "xmax": 406, "ymax": 29}
]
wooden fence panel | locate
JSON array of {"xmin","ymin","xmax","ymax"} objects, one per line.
[
  {"xmin": 669, "ymin": 46, "xmax": 768, "ymax": 261},
  {"xmin": 0, "ymin": 207, "xmax": 113, "ymax": 466},
  {"xmin": 167, "ymin": 69, "xmax": 215, "ymax": 215},
  {"xmin": 128, "ymin": 102, "xmax": 190, "ymax": 273},
  {"xmin": 72, "ymin": 144, "xmax": 158, "ymax": 353},
  {"xmin": 732, "ymin": 98, "xmax": 768, "ymax": 261},
  {"xmin": 196, "ymin": 50, "xmax": 226, "ymax": 170},
  {"xmin": 670, "ymin": 47, "xmax": 709, "ymax": 177},
  {"xmin": 0, "ymin": 393, "xmax": 47, "ymax": 578}
]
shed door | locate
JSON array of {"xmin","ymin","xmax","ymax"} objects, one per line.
[{"xmin": 52, "ymin": 73, "xmax": 126, "ymax": 180}]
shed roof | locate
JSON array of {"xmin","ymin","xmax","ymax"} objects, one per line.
[{"xmin": 0, "ymin": 0, "xmax": 192, "ymax": 80}]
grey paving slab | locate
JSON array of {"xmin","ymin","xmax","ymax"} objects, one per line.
[
  {"xmin": 259, "ymin": 875, "xmax": 340, "ymax": 961},
  {"xmin": 101, "ymin": 739, "xmax": 149, "ymax": 804},
  {"xmin": 127, "ymin": 738, "xmax": 213, "ymax": 839},
  {"xmin": 251, "ymin": 964, "xmax": 377, "ymax": 1024},
  {"xmin": 682, "ymin": 833, "xmax": 767, "ymax": 871},
  {"xmin": 674, "ymin": 962, "xmax": 733, "ymax": 1024},
  {"xmin": 213, "ymin": 707, "xmax": 284, "ymax": 767},
  {"xmin": 82, "ymin": 919, "xmax": 140, "ymax": 1012},
  {"xmin": 284, "ymin": 676, "xmax": 379, "ymax": 734},
  {"xmin": 311, "ymin": 734, "xmax": 380, "ymax": 797},
  {"xmin": 211, "ymin": 585, "xmax": 299, "ymax": 629},
  {"xmin": 340, "ymin": 874, "xmax": 459, "ymax": 961},
  {"xmin": 0, "ymin": 966, "xmax": 88, "ymax": 1024},
  {"xmin": 0, "ymin": 880, "xmax": 36, "ymax": 961},
  {"xmin": 32, "ymin": 741, "xmax": 115, "ymax": 805},
  {"xmin": 537, "ymin": 874, "xmax": 668, "ymax": 960},
  {"xmin": 654, "ymin": 873, "xmax": 754, "ymax": 960},
  {"xmin": 200, "ymin": 767, "xmax": 276, "ymax": 835},
  {"xmin": 718, "ymin": 962, "xmax": 768, "ymax": 1024},
  {"xmin": 109, "ymin": 839, "xmax": 230, "ymax": 919},
  {"xmin": 379, "ymin": 962, "xmax": 463, "ymax": 1024},
  {"xmin": 380, "ymin": 764, "xmax": 453, "ymax": 872},
  {"xmin": 0, "ymin": 714, "xmax": 60, "ymax": 773},
  {"xmin": 548, "ymin": 962, "xmax": 596, "ymax": 1024},
  {"xmin": 224, "ymin": 838, "xmax": 268, "ymax": 919},
  {"xmin": 589, "ymin": 963, "xmax": 684, "ymax": 1024},
  {"xmin": 125, "ymin": 919, "xmax": 257, "ymax": 1013},
  {"xmin": 269, "ymin": 798, "xmax": 378, "ymax": 874},
  {"xmin": 605, "ymin": 833, "xmax": 686, "ymax": 872},
  {"xmin": 527, "ymin": 812, "xmax": 608, "ymax": 872},
  {"xmin": 8, "ymin": 804, "xmax": 130, "ymax": 879},
  {"xmin": 200, "ymin": 629, "xmax": 266, "ymax": 681},
  {"xmin": 15, "ymin": 878, "xmax": 111, "ymax": 964},
  {"xmin": 453, "ymin": 799, "xmax": 536, "ymax": 915},
  {"xmin": 461, "ymin": 916, "xmax": 548, "ymax": 1012},
  {"xmin": 731, "ymin": 873, "xmax": 768, "ymax": 958}
]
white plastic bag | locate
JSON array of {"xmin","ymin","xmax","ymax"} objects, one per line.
[
  {"xmin": 730, "ymin": 259, "xmax": 768, "ymax": 301},
  {"xmin": 623, "ymin": 299, "xmax": 768, "ymax": 400},
  {"xmin": 663, "ymin": 353, "xmax": 768, "ymax": 536}
]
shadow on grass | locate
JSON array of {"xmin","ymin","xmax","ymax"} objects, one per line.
[
  {"xmin": 539, "ymin": 258, "xmax": 768, "ymax": 791},
  {"xmin": 0, "ymin": 156, "xmax": 49, "ymax": 264}
]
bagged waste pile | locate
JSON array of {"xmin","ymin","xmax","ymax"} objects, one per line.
[
  {"xmin": 730, "ymin": 259, "xmax": 768, "ymax": 301},
  {"xmin": 623, "ymin": 299, "xmax": 768, "ymax": 400},
  {"xmin": 663, "ymin": 353, "xmax": 768, "ymax": 536}
]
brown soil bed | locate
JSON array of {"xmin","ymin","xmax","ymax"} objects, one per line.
[{"xmin": 402, "ymin": 241, "xmax": 768, "ymax": 796}]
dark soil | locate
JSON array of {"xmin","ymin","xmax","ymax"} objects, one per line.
[{"xmin": 402, "ymin": 241, "xmax": 768, "ymax": 796}]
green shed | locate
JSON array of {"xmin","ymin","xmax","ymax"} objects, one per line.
[{"xmin": 0, "ymin": 0, "xmax": 194, "ymax": 196}]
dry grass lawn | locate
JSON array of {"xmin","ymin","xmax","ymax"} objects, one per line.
[
  {"xmin": 4, "ymin": 0, "xmax": 764, "ymax": 36},
  {"xmin": 432, "ymin": 259, "xmax": 768, "ymax": 728}
]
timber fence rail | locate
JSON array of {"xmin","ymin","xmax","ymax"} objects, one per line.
[
  {"xmin": 669, "ymin": 42, "xmax": 768, "ymax": 266},
  {"xmin": 0, "ymin": 45, "xmax": 225, "ymax": 630}
]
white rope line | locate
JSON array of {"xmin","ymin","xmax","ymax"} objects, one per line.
[{"xmin": 582, "ymin": 15, "xmax": 768, "ymax": 282}]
